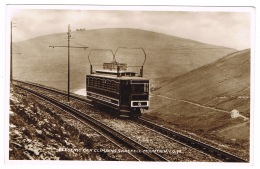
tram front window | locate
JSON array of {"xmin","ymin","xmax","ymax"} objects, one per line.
[{"xmin": 132, "ymin": 84, "xmax": 149, "ymax": 93}]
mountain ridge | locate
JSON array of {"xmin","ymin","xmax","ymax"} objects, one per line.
[
  {"xmin": 15, "ymin": 28, "xmax": 235, "ymax": 50},
  {"xmin": 13, "ymin": 28, "xmax": 236, "ymax": 90}
]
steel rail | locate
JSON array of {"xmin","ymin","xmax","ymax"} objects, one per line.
[
  {"xmin": 13, "ymin": 79, "xmax": 90, "ymax": 103},
  {"xmin": 13, "ymin": 79, "xmax": 247, "ymax": 162},
  {"xmin": 13, "ymin": 83, "xmax": 168, "ymax": 162},
  {"xmin": 136, "ymin": 117, "xmax": 247, "ymax": 162}
]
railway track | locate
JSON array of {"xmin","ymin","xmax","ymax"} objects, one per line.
[
  {"xmin": 12, "ymin": 80, "xmax": 248, "ymax": 162},
  {"xmin": 135, "ymin": 118, "xmax": 247, "ymax": 162},
  {"xmin": 12, "ymin": 81, "xmax": 168, "ymax": 162},
  {"xmin": 12, "ymin": 80, "xmax": 89, "ymax": 103}
]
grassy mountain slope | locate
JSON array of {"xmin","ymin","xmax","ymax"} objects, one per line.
[
  {"xmin": 152, "ymin": 49, "xmax": 250, "ymax": 115},
  {"xmin": 13, "ymin": 28, "xmax": 236, "ymax": 90},
  {"xmin": 148, "ymin": 49, "xmax": 250, "ymax": 153}
]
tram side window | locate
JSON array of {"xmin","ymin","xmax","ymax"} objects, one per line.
[
  {"xmin": 106, "ymin": 80, "xmax": 110, "ymax": 90},
  {"xmin": 88, "ymin": 77, "xmax": 118, "ymax": 92},
  {"xmin": 111, "ymin": 82, "xmax": 116, "ymax": 91},
  {"xmin": 93, "ymin": 79, "xmax": 98, "ymax": 87},
  {"xmin": 88, "ymin": 78, "xmax": 94, "ymax": 86},
  {"xmin": 110, "ymin": 81, "xmax": 117, "ymax": 92},
  {"xmin": 107, "ymin": 80, "xmax": 116, "ymax": 91},
  {"xmin": 102, "ymin": 79, "xmax": 106, "ymax": 89}
]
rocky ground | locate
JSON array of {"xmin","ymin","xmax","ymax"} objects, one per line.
[{"xmin": 9, "ymin": 87, "xmax": 128, "ymax": 160}]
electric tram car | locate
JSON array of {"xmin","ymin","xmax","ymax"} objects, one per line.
[{"xmin": 86, "ymin": 56, "xmax": 149, "ymax": 118}]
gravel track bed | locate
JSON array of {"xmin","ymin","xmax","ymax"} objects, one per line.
[
  {"xmin": 90, "ymin": 112, "xmax": 218, "ymax": 162},
  {"xmin": 15, "ymin": 82, "xmax": 221, "ymax": 161}
]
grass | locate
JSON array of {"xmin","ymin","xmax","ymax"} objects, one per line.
[{"xmin": 13, "ymin": 28, "xmax": 236, "ymax": 90}]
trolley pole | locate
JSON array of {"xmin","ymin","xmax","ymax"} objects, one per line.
[{"xmin": 49, "ymin": 24, "xmax": 88, "ymax": 102}]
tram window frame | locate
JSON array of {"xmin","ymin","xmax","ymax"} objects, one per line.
[
  {"xmin": 144, "ymin": 83, "xmax": 149, "ymax": 93},
  {"xmin": 88, "ymin": 78, "xmax": 94, "ymax": 86},
  {"xmin": 132, "ymin": 83, "xmax": 149, "ymax": 93},
  {"xmin": 88, "ymin": 77, "xmax": 119, "ymax": 92}
]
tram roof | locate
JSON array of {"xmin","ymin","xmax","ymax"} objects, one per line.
[
  {"xmin": 87, "ymin": 70, "xmax": 149, "ymax": 80},
  {"xmin": 96, "ymin": 69, "xmax": 136, "ymax": 74}
]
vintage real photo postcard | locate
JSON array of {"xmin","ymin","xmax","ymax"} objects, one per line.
[{"xmin": 6, "ymin": 5, "xmax": 255, "ymax": 163}]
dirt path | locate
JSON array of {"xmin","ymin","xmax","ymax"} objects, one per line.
[
  {"xmin": 217, "ymin": 121, "xmax": 249, "ymax": 133},
  {"xmin": 152, "ymin": 94, "xmax": 249, "ymax": 120}
]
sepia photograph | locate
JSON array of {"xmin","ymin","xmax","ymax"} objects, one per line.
[{"xmin": 6, "ymin": 5, "xmax": 254, "ymax": 163}]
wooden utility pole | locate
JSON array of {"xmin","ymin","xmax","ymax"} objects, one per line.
[
  {"xmin": 10, "ymin": 22, "xmax": 20, "ymax": 83},
  {"xmin": 67, "ymin": 24, "xmax": 71, "ymax": 102},
  {"xmin": 49, "ymin": 24, "xmax": 88, "ymax": 102},
  {"xmin": 10, "ymin": 22, "xmax": 14, "ymax": 82}
]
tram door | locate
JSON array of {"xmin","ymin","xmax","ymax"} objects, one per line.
[{"xmin": 121, "ymin": 80, "xmax": 131, "ymax": 105}]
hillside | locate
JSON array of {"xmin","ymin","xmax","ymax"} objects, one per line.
[
  {"xmin": 148, "ymin": 49, "xmax": 250, "ymax": 153},
  {"xmin": 152, "ymin": 49, "xmax": 250, "ymax": 115},
  {"xmin": 13, "ymin": 28, "xmax": 236, "ymax": 91}
]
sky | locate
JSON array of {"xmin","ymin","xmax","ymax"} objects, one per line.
[{"xmin": 8, "ymin": 6, "xmax": 252, "ymax": 50}]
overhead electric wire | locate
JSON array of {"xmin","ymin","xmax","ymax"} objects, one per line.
[{"xmin": 70, "ymin": 40, "xmax": 88, "ymax": 47}]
